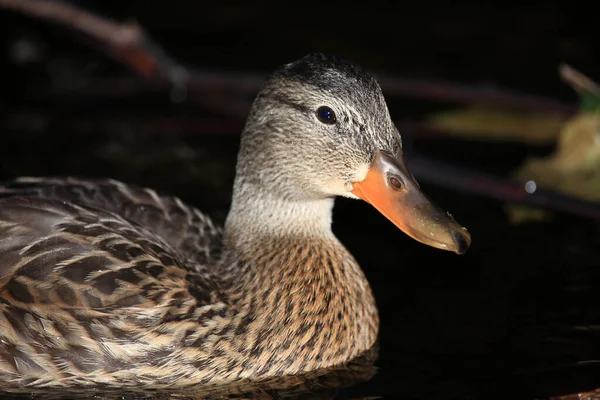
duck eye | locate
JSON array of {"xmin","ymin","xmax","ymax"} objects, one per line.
[{"xmin": 316, "ymin": 106, "xmax": 336, "ymax": 124}]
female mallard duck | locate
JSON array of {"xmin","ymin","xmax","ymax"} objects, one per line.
[{"xmin": 0, "ymin": 53, "xmax": 470, "ymax": 390}]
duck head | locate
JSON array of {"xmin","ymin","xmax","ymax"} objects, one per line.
[{"xmin": 232, "ymin": 53, "xmax": 470, "ymax": 254}]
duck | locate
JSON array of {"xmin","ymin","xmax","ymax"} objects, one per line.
[{"xmin": 0, "ymin": 53, "xmax": 471, "ymax": 391}]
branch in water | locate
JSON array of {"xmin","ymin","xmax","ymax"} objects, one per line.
[
  {"xmin": 2, "ymin": 0, "xmax": 594, "ymax": 221},
  {"xmin": 559, "ymin": 63, "xmax": 600, "ymax": 96},
  {"xmin": 0, "ymin": 0, "xmax": 187, "ymax": 85},
  {"xmin": 549, "ymin": 388, "xmax": 600, "ymax": 400},
  {"xmin": 5, "ymin": 105, "xmax": 600, "ymax": 221},
  {"xmin": 406, "ymin": 154, "xmax": 600, "ymax": 222},
  {"xmin": 0, "ymin": 0, "xmax": 577, "ymax": 115}
]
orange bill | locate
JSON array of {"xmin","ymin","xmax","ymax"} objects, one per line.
[{"xmin": 352, "ymin": 151, "xmax": 471, "ymax": 254}]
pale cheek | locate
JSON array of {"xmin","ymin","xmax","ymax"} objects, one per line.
[
  {"xmin": 352, "ymin": 163, "xmax": 370, "ymax": 184},
  {"xmin": 320, "ymin": 162, "xmax": 371, "ymax": 199},
  {"xmin": 341, "ymin": 163, "xmax": 370, "ymax": 199},
  {"xmin": 319, "ymin": 179, "xmax": 350, "ymax": 197},
  {"xmin": 341, "ymin": 182, "xmax": 362, "ymax": 200}
]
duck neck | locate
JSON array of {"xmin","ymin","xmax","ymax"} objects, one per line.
[
  {"xmin": 220, "ymin": 183, "xmax": 379, "ymax": 373},
  {"xmin": 224, "ymin": 188, "xmax": 335, "ymax": 249}
]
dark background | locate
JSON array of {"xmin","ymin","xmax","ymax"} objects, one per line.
[{"xmin": 1, "ymin": 2, "xmax": 600, "ymax": 399}]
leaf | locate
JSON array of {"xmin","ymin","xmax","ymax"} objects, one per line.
[
  {"xmin": 507, "ymin": 112, "xmax": 600, "ymax": 224},
  {"xmin": 580, "ymin": 91, "xmax": 600, "ymax": 113},
  {"xmin": 427, "ymin": 105, "xmax": 568, "ymax": 144}
]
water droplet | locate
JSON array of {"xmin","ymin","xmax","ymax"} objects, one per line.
[{"xmin": 525, "ymin": 180, "xmax": 537, "ymax": 194}]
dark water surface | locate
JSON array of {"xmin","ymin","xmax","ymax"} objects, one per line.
[{"xmin": 1, "ymin": 2, "xmax": 600, "ymax": 399}]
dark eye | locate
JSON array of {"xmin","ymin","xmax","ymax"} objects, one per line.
[{"xmin": 316, "ymin": 106, "xmax": 336, "ymax": 124}]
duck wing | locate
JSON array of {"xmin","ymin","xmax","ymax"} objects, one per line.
[
  {"xmin": 0, "ymin": 194, "xmax": 224, "ymax": 310},
  {"xmin": 0, "ymin": 177, "xmax": 223, "ymax": 269}
]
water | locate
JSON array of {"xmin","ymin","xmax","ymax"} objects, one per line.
[
  {"xmin": 1, "ymin": 127, "xmax": 599, "ymax": 399},
  {"xmin": 1, "ymin": 2, "xmax": 600, "ymax": 398}
]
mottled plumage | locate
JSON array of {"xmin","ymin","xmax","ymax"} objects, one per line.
[{"xmin": 0, "ymin": 53, "xmax": 469, "ymax": 392}]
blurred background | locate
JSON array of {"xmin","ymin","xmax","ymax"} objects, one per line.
[{"xmin": 1, "ymin": 2, "xmax": 600, "ymax": 399}]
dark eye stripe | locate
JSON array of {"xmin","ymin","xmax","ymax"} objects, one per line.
[{"xmin": 270, "ymin": 94, "xmax": 311, "ymax": 114}]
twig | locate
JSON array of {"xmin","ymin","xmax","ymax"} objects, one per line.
[
  {"xmin": 406, "ymin": 154, "xmax": 600, "ymax": 221},
  {"xmin": 376, "ymin": 73, "xmax": 576, "ymax": 114},
  {"xmin": 549, "ymin": 388, "xmax": 600, "ymax": 400},
  {"xmin": 22, "ymin": 77, "xmax": 254, "ymax": 119},
  {"xmin": 0, "ymin": 0, "xmax": 182, "ymax": 82},
  {"xmin": 1, "ymin": 0, "xmax": 577, "ymax": 115},
  {"xmin": 559, "ymin": 63, "xmax": 600, "ymax": 96},
  {"xmin": 5, "ymin": 105, "xmax": 600, "ymax": 221},
  {"xmin": 3, "ymin": 0, "xmax": 595, "ymax": 221},
  {"xmin": 5, "ymin": 109, "xmax": 244, "ymax": 137},
  {"xmin": 0, "ymin": 0, "xmax": 188, "ymax": 86}
]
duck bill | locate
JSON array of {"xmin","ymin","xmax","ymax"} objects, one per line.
[{"xmin": 351, "ymin": 151, "xmax": 471, "ymax": 254}]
